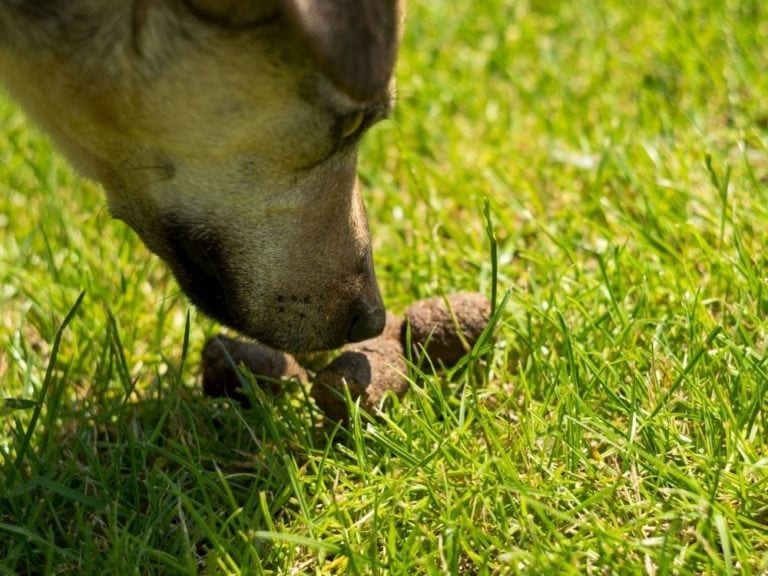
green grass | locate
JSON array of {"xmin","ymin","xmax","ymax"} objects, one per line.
[{"xmin": 2, "ymin": 0, "xmax": 768, "ymax": 573}]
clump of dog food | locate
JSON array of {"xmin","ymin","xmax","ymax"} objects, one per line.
[
  {"xmin": 405, "ymin": 292, "xmax": 491, "ymax": 367},
  {"xmin": 202, "ymin": 334, "xmax": 307, "ymax": 406},
  {"xmin": 311, "ymin": 314, "xmax": 408, "ymax": 421}
]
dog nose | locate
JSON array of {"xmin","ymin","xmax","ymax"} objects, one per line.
[{"xmin": 347, "ymin": 298, "xmax": 386, "ymax": 342}]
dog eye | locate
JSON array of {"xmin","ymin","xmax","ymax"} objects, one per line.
[{"xmin": 340, "ymin": 110, "xmax": 365, "ymax": 139}]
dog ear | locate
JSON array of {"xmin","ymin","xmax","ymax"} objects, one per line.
[{"xmin": 281, "ymin": 0, "xmax": 400, "ymax": 103}]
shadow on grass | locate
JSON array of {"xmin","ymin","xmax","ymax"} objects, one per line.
[
  {"xmin": 0, "ymin": 345, "xmax": 341, "ymax": 574},
  {"xmin": 1, "ymin": 293, "xmax": 497, "ymax": 574}
]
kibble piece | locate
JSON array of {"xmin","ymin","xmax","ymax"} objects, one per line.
[
  {"xmin": 202, "ymin": 334, "xmax": 307, "ymax": 406},
  {"xmin": 404, "ymin": 292, "xmax": 491, "ymax": 366},
  {"xmin": 312, "ymin": 315, "xmax": 407, "ymax": 421}
]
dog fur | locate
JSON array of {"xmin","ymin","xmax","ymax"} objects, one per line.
[{"xmin": 0, "ymin": 0, "xmax": 403, "ymax": 352}]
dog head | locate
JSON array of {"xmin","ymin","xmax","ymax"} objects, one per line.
[{"xmin": 0, "ymin": 0, "xmax": 403, "ymax": 351}]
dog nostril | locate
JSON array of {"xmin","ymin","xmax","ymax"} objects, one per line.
[{"xmin": 347, "ymin": 303, "xmax": 386, "ymax": 343}]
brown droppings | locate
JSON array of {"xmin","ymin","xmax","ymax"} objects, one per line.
[
  {"xmin": 311, "ymin": 314, "xmax": 407, "ymax": 421},
  {"xmin": 405, "ymin": 292, "xmax": 491, "ymax": 366},
  {"xmin": 379, "ymin": 311, "xmax": 405, "ymax": 341},
  {"xmin": 202, "ymin": 334, "xmax": 307, "ymax": 406},
  {"xmin": 201, "ymin": 293, "xmax": 491, "ymax": 420}
]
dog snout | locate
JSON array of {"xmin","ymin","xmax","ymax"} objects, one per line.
[{"xmin": 347, "ymin": 295, "xmax": 386, "ymax": 342}]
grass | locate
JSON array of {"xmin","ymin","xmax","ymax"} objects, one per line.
[{"xmin": 1, "ymin": 0, "xmax": 767, "ymax": 573}]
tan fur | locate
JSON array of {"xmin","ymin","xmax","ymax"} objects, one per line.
[{"xmin": 0, "ymin": 0, "xmax": 403, "ymax": 352}]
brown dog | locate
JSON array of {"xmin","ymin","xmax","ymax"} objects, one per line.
[{"xmin": 0, "ymin": 0, "xmax": 403, "ymax": 352}]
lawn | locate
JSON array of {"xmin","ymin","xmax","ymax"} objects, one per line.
[{"xmin": 1, "ymin": 0, "xmax": 767, "ymax": 574}]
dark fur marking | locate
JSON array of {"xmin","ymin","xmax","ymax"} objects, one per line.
[{"xmin": 163, "ymin": 217, "xmax": 236, "ymax": 328}]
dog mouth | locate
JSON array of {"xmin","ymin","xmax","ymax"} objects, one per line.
[
  {"xmin": 160, "ymin": 221, "xmax": 348, "ymax": 352},
  {"xmin": 159, "ymin": 218, "xmax": 384, "ymax": 352}
]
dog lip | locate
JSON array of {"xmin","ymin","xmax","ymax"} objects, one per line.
[
  {"xmin": 171, "ymin": 259, "xmax": 236, "ymax": 328},
  {"xmin": 163, "ymin": 219, "xmax": 236, "ymax": 327}
]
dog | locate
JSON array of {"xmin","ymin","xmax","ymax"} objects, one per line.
[{"xmin": 0, "ymin": 0, "xmax": 403, "ymax": 352}]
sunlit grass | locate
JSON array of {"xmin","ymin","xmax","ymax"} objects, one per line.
[{"xmin": 2, "ymin": 0, "xmax": 767, "ymax": 574}]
